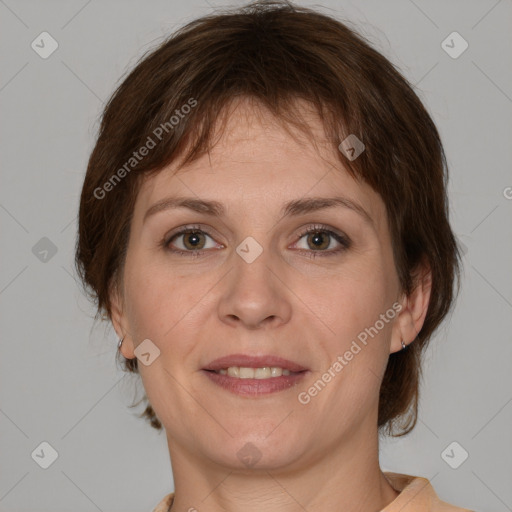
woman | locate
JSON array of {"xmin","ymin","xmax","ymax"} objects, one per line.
[{"xmin": 75, "ymin": 1, "xmax": 474, "ymax": 510}]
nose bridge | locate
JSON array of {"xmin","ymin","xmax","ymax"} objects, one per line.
[{"xmin": 217, "ymin": 233, "xmax": 292, "ymax": 328}]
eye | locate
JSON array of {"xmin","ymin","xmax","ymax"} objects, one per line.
[
  {"xmin": 162, "ymin": 225, "xmax": 222, "ymax": 255},
  {"xmin": 161, "ymin": 223, "xmax": 350, "ymax": 259},
  {"xmin": 292, "ymin": 224, "xmax": 351, "ymax": 258}
]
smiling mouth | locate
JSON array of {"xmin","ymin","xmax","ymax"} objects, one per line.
[
  {"xmin": 202, "ymin": 368, "xmax": 309, "ymax": 397},
  {"xmin": 205, "ymin": 366, "xmax": 305, "ymax": 379}
]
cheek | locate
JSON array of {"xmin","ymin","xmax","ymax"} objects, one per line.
[
  {"xmin": 122, "ymin": 255, "xmax": 219, "ymax": 351},
  {"xmin": 314, "ymin": 279, "xmax": 393, "ymax": 419},
  {"xmin": 303, "ymin": 263, "xmax": 394, "ymax": 399},
  {"xmin": 122, "ymin": 255, "xmax": 188, "ymax": 339},
  {"xmin": 310, "ymin": 260, "xmax": 390, "ymax": 335}
]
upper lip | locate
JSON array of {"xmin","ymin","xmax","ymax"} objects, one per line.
[{"xmin": 203, "ymin": 354, "xmax": 308, "ymax": 372}]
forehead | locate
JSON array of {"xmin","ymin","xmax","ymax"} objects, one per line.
[{"xmin": 134, "ymin": 99, "xmax": 388, "ymax": 234}]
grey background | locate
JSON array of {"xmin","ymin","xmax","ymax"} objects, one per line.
[{"xmin": 1, "ymin": 0, "xmax": 511, "ymax": 511}]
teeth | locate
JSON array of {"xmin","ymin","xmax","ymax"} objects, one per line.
[{"xmin": 215, "ymin": 367, "xmax": 292, "ymax": 378}]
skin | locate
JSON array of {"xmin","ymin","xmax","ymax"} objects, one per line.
[{"xmin": 111, "ymin": 98, "xmax": 431, "ymax": 511}]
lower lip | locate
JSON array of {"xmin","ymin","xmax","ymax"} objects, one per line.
[{"xmin": 202, "ymin": 369, "xmax": 309, "ymax": 397}]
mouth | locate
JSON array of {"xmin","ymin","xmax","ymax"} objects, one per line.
[
  {"xmin": 201, "ymin": 354, "xmax": 309, "ymax": 396},
  {"xmin": 202, "ymin": 369, "xmax": 309, "ymax": 396},
  {"xmin": 204, "ymin": 367, "xmax": 304, "ymax": 378},
  {"xmin": 203, "ymin": 353, "xmax": 308, "ymax": 373}
]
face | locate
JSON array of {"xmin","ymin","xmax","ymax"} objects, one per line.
[{"xmin": 111, "ymin": 99, "xmax": 420, "ymax": 471}]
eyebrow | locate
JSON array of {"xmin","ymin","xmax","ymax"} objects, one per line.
[{"xmin": 143, "ymin": 195, "xmax": 374, "ymax": 228}]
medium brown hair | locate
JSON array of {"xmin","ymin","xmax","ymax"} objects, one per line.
[{"xmin": 75, "ymin": 0, "xmax": 462, "ymax": 436}]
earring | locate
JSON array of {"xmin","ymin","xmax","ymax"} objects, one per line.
[
  {"xmin": 401, "ymin": 340, "xmax": 407, "ymax": 350},
  {"xmin": 117, "ymin": 337, "xmax": 124, "ymax": 350}
]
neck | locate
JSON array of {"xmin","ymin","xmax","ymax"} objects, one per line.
[{"xmin": 166, "ymin": 426, "xmax": 399, "ymax": 512}]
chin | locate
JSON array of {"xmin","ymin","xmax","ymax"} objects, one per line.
[{"xmin": 204, "ymin": 435, "xmax": 305, "ymax": 471}]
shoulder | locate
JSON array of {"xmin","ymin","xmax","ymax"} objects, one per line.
[
  {"xmin": 152, "ymin": 477, "xmax": 478, "ymax": 512},
  {"xmin": 382, "ymin": 472, "xmax": 475, "ymax": 511},
  {"xmin": 152, "ymin": 492, "xmax": 174, "ymax": 512}
]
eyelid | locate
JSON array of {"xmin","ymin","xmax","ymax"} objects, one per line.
[
  {"xmin": 162, "ymin": 223, "xmax": 351, "ymax": 256},
  {"xmin": 291, "ymin": 223, "xmax": 351, "ymax": 254},
  {"xmin": 163, "ymin": 224, "xmax": 223, "ymax": 250},
  {"xmin": 293, "ymin": 223, "xmax": 349, "ymax": 242}
]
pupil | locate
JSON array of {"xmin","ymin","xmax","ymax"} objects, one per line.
[
  {"xmin": 309, "ymin": 232, "xmax": 328, "ymax": 250},
  {"xmin": 185, "ymin": 232, "xmax": 203, "ymax": 249}
]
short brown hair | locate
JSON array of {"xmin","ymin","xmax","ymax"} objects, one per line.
[{"xmin": 75, "ymin": 0, "xmax": 462, "ymax": 436}]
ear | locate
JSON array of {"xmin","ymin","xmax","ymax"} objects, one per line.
[
  {"xmin": 109, "ymin": 280, "xmax": 136, "ymax": 359},
  {"xmin": 390, "ymin": 259, "xmax": 432, "ymax": 354}
]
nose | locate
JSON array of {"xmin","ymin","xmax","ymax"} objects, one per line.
[{"xmin": 217, "ymin": 246, "xmax": 292, "ymax": 330}]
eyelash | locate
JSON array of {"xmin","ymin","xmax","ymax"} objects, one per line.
[{"xmin": 160, "ymin": 223, "xmax": 351, "ymax": 259}]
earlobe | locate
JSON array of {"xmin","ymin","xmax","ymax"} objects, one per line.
[{"xmin": 390, "ymin": 261, "xmax": 432, "ymax": 354}]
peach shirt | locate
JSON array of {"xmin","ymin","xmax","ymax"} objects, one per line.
[{"xmin": 152, "ymin": 472, "xmax": 474, "ymax": 511}]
